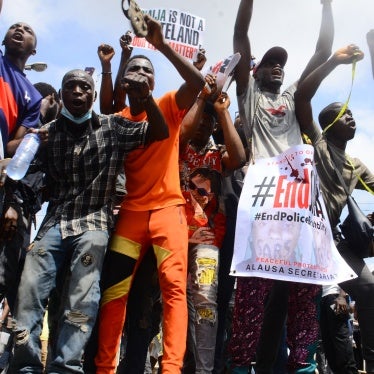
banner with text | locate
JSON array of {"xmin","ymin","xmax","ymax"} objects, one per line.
[
  {"xmin": 230, "ymin": 144, "xmax": 356, "ymax": 285},
  {"xmin": 129, "ymin": 8, "xmax": 205, "ymax": 60},
  {"xmin": 204, "ymin": 53, "xmax": 241, "ymax": 92}
]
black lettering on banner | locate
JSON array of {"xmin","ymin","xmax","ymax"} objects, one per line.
[
  {"xmin": 160, "ymin": 23, "xmax": 200, "ymax": 47},
  {"xmin": 169, "ymin": 10, "xmax": 177, "ymax": 23},
  {"xmin": 197, "ymin": 19, "xmax": 204, "ymax": 31},
  {"xmin": 144, "ymin": 9, "xmax": 203, "ymax": 53},
  {"xmin": 179, "ymin": 12, "xmax": 196, "ymax": 28},
  {"xmin": 144, "ymin": 9, "xmax": 166, "ymax": 22},
  {"xmin": 219, "ymin": 58, "xmax": 230, "ymax": 74},
  {"xmin": 176, "ymin": 27, "xmax": 199, "ymax": 46},
  {"xmin": 161, "ymin": 23, "xmax": 174, "ymax": 40}
]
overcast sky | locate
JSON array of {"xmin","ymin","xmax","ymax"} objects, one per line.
[{"xmin": 1, "ymin": 0, "xmax": 373, "ymax": 215}]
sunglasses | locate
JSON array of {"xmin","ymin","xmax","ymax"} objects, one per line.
[{"xmin": 189, "ymin": 182, "xmax": 209, "ymax": 197}]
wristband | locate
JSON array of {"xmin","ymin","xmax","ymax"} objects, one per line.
[
  {"xmin": 201, "ymin": 82, "xmax": 212, "ymax": 95},
  {"xmin": 197, "ymin": 94, "xmax": 208, "ymax": 102},
  {"xmin": 101, "ymin": 72, "xmax": 112, "ymax": 75}
]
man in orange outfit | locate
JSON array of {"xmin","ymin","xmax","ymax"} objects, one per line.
[{"xmin": 94, "ymin": 14, "xmax": 205, "ymax": 374}]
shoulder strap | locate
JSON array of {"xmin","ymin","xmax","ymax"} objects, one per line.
[
  {"xmin": 327, "ymin": 144, "xmax": 350, "ymax": 197},
  {"xmin": 346, "ymin": 157, "xmax": 374, "ymax": 195}
]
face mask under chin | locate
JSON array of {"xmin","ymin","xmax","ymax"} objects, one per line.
[{"xmin": 60, "ymin": 105, "xmax": 93, "ymax": 124}]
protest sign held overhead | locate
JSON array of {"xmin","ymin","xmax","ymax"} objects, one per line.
[
  {"xmin": 126, "ymin": 8, "xmax": 205, "ymax": 60},
  {"xmin": 204, "ymin": 52, "xmax": 241, "ymax": 92},
  {"xmin": 230, "ymin": 144, "xmax": 356, "ymax": 285}
]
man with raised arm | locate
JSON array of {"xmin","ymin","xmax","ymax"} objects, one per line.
[
  {"xmin": 294, "ymin": 44, "xmax": 374, "ymax": 374},
  {"xmin": 95, "ymin": 14, "xmax": 205, "ymax": 374},
  {"xmin": 0, "ymin": 0, "xmax": 42, "ymax": 307},
  {"xmin": 229, "ymin": 0, "xmax": 334, "ymax": 372},
  {"xmin": 9, "ymin": 68, "xmax": 168, "ymax": 373}
]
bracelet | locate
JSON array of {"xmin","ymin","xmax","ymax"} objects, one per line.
[
  {"xmin": 101, "ymin": 72, "xmax": 112, "ymax": 75},
  {"xmin": 197, "ymin": 94, "xmax": 208, "ymax": 102},
  {"xmin": 201, "ymin": 82, "xmax": 212, "ymax": 95}
]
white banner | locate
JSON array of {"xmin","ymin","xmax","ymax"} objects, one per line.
[
  {"xmin": 204, "ymin": 53, "xmax": 241, "ymax": 92},
  {"xmin": 129, "ymin": 8, "xmax": 205, "ymax": 60},
  {"xmin": 230, "ymin": 144, "xmax": 357, "ymax": 285}
]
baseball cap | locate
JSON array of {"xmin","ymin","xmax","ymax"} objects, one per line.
[{"xmin": 253, "ymin": 46, "xmax": 288, "ymax": 75}]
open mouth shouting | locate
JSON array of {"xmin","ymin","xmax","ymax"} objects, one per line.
[
  {"xmin": 272, "ymin": 66, "xmax": 283, "ymax": 78},
  {"xmin": 10, "ymin": 31, "xmax": 24, "ymax": 45}
]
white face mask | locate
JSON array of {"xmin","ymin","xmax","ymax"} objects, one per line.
[{"xmin": 60, "ymin": 103, "xmax": 93, "ymax": 124}]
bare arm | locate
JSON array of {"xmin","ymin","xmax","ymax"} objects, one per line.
[
  {"xmin": 367, "ymin": 30, "xmax": 374, "ymax": 80},
  {"xmin": 6, "ymin": 125, "xmax": 27, "ymax": 156},
  {"xmin": 233, "ymin": 0, "xmax": 253, "ymax": 97},
  {"xmin": 97, "ymin": 44, "xmax": 115, "ymax": 114},
  {"xmin": 144, "ymin": 15, "xmax": 205, "ymax": 110},
  {"xmin": 143, "ymin": 95, "xmax": 169, "ymax": 142},
  {"xmin": 179, "ymin": 74, "xmax": 216, "ymax": 150},
  {"xmin": 179, "ymin": 97, "xmax": 207, "ymax": 152},
  {"xmin": 192, "ymin": 47, "xmax": 207, "ymax": 72},
  {"xmin": 122, "ymin": 71, "xmax": 168, "ymax": 143},
  {"xmin": 295, "ymin": 45, "xmax": 364, "ymax": 133},
  {"xmin": 298, "ymin": 0, "xmax": 334, "ymax": 84},
  {"xmin": 113, "ymin": 32, "xmax": 133, "ymax": 112},
  {"xmin": 214, "ymin": 93, "xmax": 246, "ymax": 172}
]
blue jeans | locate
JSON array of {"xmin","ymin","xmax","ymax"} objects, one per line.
[
  {"xmin": 9, "ymin": 224, "xmax": 108, "ymax": 373},
  {"xmin": 188, "ymin": 244, "xmax": 219, "ymax": 373}
]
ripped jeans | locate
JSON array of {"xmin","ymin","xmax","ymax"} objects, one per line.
[
  {"xmin": 188, "ymin": 244, "xmax": 219, "ymax": 374},
  {"xmin": 9, "ymin": 224, "xmax": 108, "ymax": 373}
]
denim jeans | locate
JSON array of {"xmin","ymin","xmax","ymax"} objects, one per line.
[
  {"xmin": 188, "ymin": 244, "xmax": 219, "ymax": 373},
  {"xmin": 9, "ymin": 224, "xmax": 108, "ymax": 373}
]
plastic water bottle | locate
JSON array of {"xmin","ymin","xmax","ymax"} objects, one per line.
[{"xmin": 7, "ymin": 133, "xmax": 40, "ymax": 180}]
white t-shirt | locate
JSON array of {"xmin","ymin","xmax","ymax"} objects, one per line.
[{"xmin": 238, "ymin": 77, "xmax": 302, "ymax": 161}]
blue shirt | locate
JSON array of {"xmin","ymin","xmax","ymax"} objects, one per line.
[{"xmin": 0, "ymin": 51, "xmax": 42, "ymax": 157}]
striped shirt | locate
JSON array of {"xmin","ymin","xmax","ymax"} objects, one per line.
[{"xmin": 36, "ymin": 112, "xmax": 147, "ymax": 239}]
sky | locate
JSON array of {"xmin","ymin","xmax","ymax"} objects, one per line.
[{"xmin": 1, "ymin": 0, "xmax": 373, "ymax": 220}]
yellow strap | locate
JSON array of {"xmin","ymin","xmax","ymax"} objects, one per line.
[
  {"xmin": 347, "ymin": 157, "xmax": 374, "ymax": 195},
  {"xmin": 322, "ymin": 59, "xmax": 357, "ymax": 134},
  {"xmin": 321, "ymin": 58, "xmax": 373, "ymax": 195}
]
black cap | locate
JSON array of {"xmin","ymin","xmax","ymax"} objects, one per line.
[{"xmin": 253, "ymin": 46, "xmax": 288, "ymax": 74}]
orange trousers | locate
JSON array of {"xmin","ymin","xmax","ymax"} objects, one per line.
[{"xmin": 95, "ymin": 206, "xmax": 188, "ymax": 374}]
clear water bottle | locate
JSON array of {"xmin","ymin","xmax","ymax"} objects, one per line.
[{"xmin": 7, "ymin": 133, "xmax": 40, "ymax": 180}]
